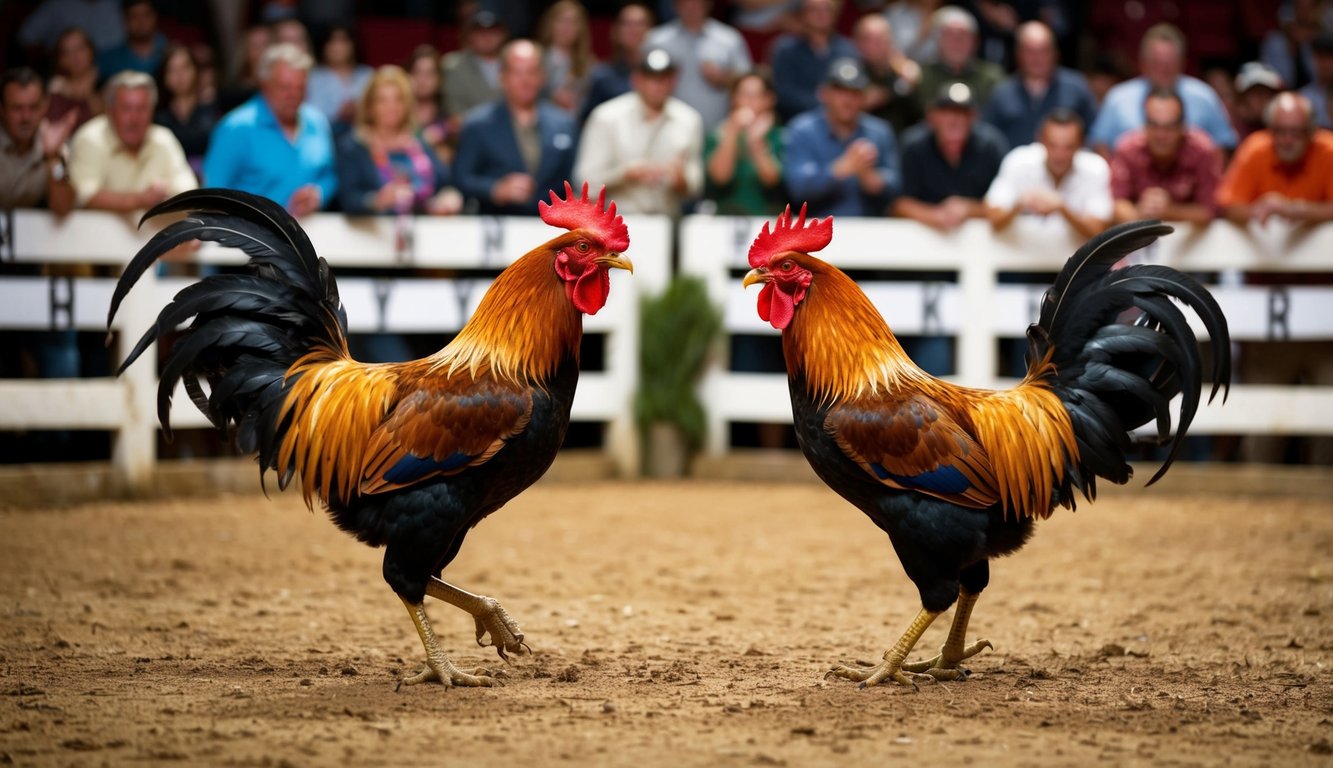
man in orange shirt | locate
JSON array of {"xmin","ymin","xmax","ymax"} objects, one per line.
[{"xmin": 1217, "ymin": 92, "xmax": 1333, "ymax": 225}]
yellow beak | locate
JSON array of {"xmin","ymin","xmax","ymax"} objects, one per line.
[
  {"xmin": 742, "ymin": 267, "xmax": 769, "ymax": 288},
  {"xmin": 598, "ymin": 253, "xmax": 634, "ymax": 273}
]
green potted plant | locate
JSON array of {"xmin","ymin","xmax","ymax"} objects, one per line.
[{"xmin": 634, "ymin": 276, "xmax": 721, "ymax": 478}]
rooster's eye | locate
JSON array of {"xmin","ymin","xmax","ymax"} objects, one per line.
[
  {"xmin": 576, "ymin": 242, "xmax": 590, "ymax": 253},
  {"xmin": 780, "ymin": 261, "xmax": 794, "ymax": 272}
]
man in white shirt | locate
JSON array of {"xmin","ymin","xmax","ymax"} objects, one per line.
[
  {"xmin": 574, "ymin": 48, "xmax": 704, "ymax": 216},
  {"xmin": 58, "ymin": 70, "xmax": 196, "ymax": 215},
  {"xmin": 984, "ymin": 107, "xmax": 1112, "ymax": 241}
]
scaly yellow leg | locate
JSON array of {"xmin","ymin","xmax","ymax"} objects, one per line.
[
  {"xmin": 424, "ymin": 577, "xmax": 530, "ymax": 661},
  {"xmin": 398, "ymin": 597, "xmax": 503, "ymax": 688},
  {"xmin": 826, "ymin": 607, "xmax": 940, "ymax": 689},
  {"xmin": 902, "ymin": 589, "xmax": 993, "ymax": 680}
]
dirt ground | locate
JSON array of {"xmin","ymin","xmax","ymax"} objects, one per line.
[{"xmin": 1, "ymin": 478, "xmax": 1331, "ymax": 767}]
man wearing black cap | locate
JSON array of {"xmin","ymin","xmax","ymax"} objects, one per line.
[
  {"xmin": 442, "ymin": 8, "xmax": 509, "ymax": 124},
  {"xmin": 574, "ymin": 48, "xmax": 704, "ymax": 215},
  {"xmin": 892, "ymin": 81, "xmax": 1006, "ymax": 231},
  {"xmin": 784, "ymin": 57, "xmax": 901, "ymax": 218}
]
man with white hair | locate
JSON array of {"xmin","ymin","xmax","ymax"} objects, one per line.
[
  {"xmin": 204, "ymin": 42, "xmax": 337, "ymax": 217},
  {"xmin": 58, "ymin": 69, "xmax": 195, "ymax": 214},
  {"xmin": 1217, "ymin": 91, "xmax": 1333, "ymax": 225},
  {"xmin": 916, "ymin": 6, "xmax": 1003, "ymax": 114}
]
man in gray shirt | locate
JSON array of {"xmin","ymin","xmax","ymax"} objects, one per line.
[{"xmin": 646, "ymin": 0, "xmax": 751, "ymax": 129}]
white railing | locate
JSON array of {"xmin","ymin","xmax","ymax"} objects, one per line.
[
  {"xmin": 680, "ymin": 216, "xmax": 1333, "ymax": 457},
  {"xmin": 0, "ymin": 209, "xmax": 671, "ymax": 490}
]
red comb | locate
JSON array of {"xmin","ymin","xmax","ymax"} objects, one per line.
[
  {"xmin": 747, "ymin": 204, "xmax": 833, "ymax": 268},
  {"xmin": 539, "ymin": 182, "xmax": 630, "ymax": 253}
]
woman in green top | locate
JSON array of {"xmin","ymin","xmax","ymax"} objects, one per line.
[{"xmin": 704, "ymin": 71, "xmax": 786, "ymax": 215}]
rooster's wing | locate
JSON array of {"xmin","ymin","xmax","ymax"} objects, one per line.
[{"xmin": 826, "ymin": 391, "xmax": 1001, "ymax": 509}]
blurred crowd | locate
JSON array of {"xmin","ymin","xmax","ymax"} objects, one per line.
[{"xmin": 3, "ymin": 0, "xmax": 1333, "ymax": 464}]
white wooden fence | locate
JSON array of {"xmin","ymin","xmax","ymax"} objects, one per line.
[
  {"xmin": 680, "ymin": 216, "xmax": 1333, "ymax": 457},
  {"xmin": 0, "ymin": 209, "xmax": 671, "ymax": 490}
]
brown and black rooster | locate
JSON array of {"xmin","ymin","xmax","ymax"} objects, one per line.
[
  {"xmin": 108, "ymin": 184, "xmax": 632, "ymax": 687},
  {"xmin": 743, "ymin": 208, "xmax": 1229, "ymax": 688}
]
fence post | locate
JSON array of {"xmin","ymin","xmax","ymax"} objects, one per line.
[{"xmin": 109, "ymin": 265, "xmax": 161, "ymax": 494}]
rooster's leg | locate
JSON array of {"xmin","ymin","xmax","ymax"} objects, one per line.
[
  {"xmin": 425, "ymin": 577, "xmax": 530, "ymax": 661},
  {"xmin": 901, "ymin": 589, "xmax": 993, "ymax": 680},
  {"xmin": 826, "ymin": 608, "xmax": 940, "ymax": 689},
  {"xmin": 398, "ymin": 598, "xmax": 503, "ymax": 688}
]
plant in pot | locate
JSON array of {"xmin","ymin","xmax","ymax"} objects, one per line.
[{"xmin": 634, "ymin": 276, "xmax": 721, "ymax": 478}]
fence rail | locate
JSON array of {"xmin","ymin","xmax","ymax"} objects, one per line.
[
  {"xmin": 0, "ymin": 209, "xmax": 671, "ymax": 490},
  {"xmin": 680, "ymin": 216, "xmax": 1333, "ymax": 457}
]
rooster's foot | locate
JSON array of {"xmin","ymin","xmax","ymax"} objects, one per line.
[
  {"xmin": 825, "ymin": 659, "xmax": 931, "ymax": 690},
  {"xmin": 472, "ymin": 596, "xmax": 531, "ymax": 661},
  {"xmin": 901, "ymin": 639, "xmax": 993, "ymax": 680},
  {"xmin": 399, "ymin": 657, "xmax": 508, "ymax": 689}
]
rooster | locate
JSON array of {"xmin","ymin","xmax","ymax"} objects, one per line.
[
  {"xmin": 742, "ymin": 207, "xmax": 1229, "ymax": 688},
  {"xmin": 108, "ymin": 183, "xmax": 632, "ymax": 688}
]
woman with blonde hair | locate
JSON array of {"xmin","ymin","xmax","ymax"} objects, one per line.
[
  {"xmin": 336, "ymin": 65, "xmax": 462, "ymax": 216},
  {"xmin": 537, "ymin": 0, "xmax": 595, "ymax": 113}
]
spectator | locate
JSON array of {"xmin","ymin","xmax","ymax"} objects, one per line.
[
  {"xmin": 784, "ymin": 58, "xmax": 901, "ymax": 217},
  {"xmin": 1, "ymin": 68, "xmax": 76, "ymax": 210},
  {"xmin": 154, "ymin": 43, "xmax": 217, "ymax": 176},
  {"xmin": 46, "ymin": 28, "xmax": 104, "ymax": 133},
  {"xmin": 407, "ymin": 45, "xmax": 452, "ymax": 163},
  {"xmin": 1232, "ymin": 62, "xmax": 1285, "ymax": 142},
  {"xmin": 97, "ymin": 0, "xmax": 168, "ymax": 77},
  {"xmin": 916, "ymin": 6, "xmax": 1003, "ymax": 115},
  {"xmin": 769, "ymin": 0, "xmax": 859, "ymax": 123},
  {"xmin": 1300, "ymin": 35, "xmax": 1333, "ymax": 129},
  {"xmin": 574, "ymin": 48, "xmax": 704, "ymax": 215},
  {"xmin": 272, "ymin": 17, "xmax": 312, "ymax": 54},
  {"xmin": 537, "ymin": 0, "xmax": 596, "ymax": 115},
  {"xmin": 59, "ymin": 70, "xmax": 196, "ymax": 215},
  {"xmin": 646, "ymin": 0, "xmax": 752, "ymax": 129},
  {"xmin": 454, "ymin": 40, "xmax": 579, "ymax": 216},
  {"xmin": 852, "ymin": 14, "xmax": 922, "ymax": 135},
  {"xmin": 1217, "ymin": 91, "xmax": 1333, "ymax": 225},
  {"xmin": 893, "ymin": 82, "xmax": 1005, "ymax": 230},
  {"xmin": 985, "ymin": 108, "xmax": 1111, "ymax": 241},
  {"xmin": 1088, "ymin": 23, "xmax": 1238, "ymax": 157},
  {"xmin": 581, "ymin": 3, "xmax": 655, "ymax": 124},
  {"xmin": 883, "ymin": 0, "xmax": 940, "ymax": 64},
  {"xmin": 204, "ymin": 43, "xmax": 337, "ymax": 218},
  {"xmin": 704, "ymin": 70, "xmax": 784, "ymax": 215},
  {"xmin": 442, "ymin": 9, "xmax": 509, "ymax": 127},
  {"xmin": 306, "ymin": 24, "xmax": 372, "ymax": 135},
  {"xmin": 17, "ymin": 0, "xmax": 124, "ymax": 57},
  {"xmin": 1260, "ymin": 0, "xmax": 1322, "ymax": 90},
  {"xmin": 730, "ymin": 0, "xmax": 800, "ymax": 37},
  {"xmin": 1216, "ymin": 91, "xmax": 1333, "ymax": 464},
  {"xmin": 981, "ymin": 21, "xmax": 1098, "ymax": 151},
  {"xmin": 337, "ymin": 65, "xmax": 461, "ymax": 216},
  {"xmin": 970, "ymin": 0, "xmax": 1067, "ymax": 68},
  {"xmin": 218, "ymin": 24, "xmax": 273, "ymax": 114},
  {"xmin": 1110, "ymin": 88, "xmax": 1222, "ymax": 225}
]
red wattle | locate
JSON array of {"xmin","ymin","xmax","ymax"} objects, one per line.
[
  {"xmin": 571, "ymin": 267, "xmax": 611, "ymax": 314},
  {"xmin": 758, "ymin": 282, "xmax": 794, "ymax": 330}
]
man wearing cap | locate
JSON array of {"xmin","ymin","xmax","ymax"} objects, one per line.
[
  {"xmin": 645, "ymin": 0, "xmax": 751, "ymax": 129},
  {"xmin": 769, "ymin": 0, "xmax": 859, "ymax": 123},
  {"xmin": 443, "ymin": 9, "xmax": 509, "ymax": 125},
  {"xmin": 783, "ymin": 57, "xmax": 900, "ymax": 218},
  {"xmin": 893, "ymin": 81, "xmax": 1006, "ymax": 230},
  {"xmin": 574, "ymin": 48, "xmax": 704, "ymax": 215},
  {"xmin": 1088, "ymin": 23, "xmax": 1236, "ymax": 157},
  {"xmin": 1234, "ymin": 62, "xmax": 1285, "ymax": 141},
  {"xmin": 1299, "ymin": 35, "xmax": 1333, "ymax": 130},
  {"xmin": 454, "ymin": 39, "xmax": 578, "ymax": 216},
  {"xmin": 1109, "ymin": 87, "xmax": 1221, "ymax": 225}
]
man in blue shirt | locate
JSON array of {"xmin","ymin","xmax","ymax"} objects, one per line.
[
  {"xmin": 96, "ymin": 0, "xmax": 167, "ymax": 77},
  {"xmin": 769, "ymin": 0, "xmax": 859, "ymax": 123},
  {"xmin": 454, "ymin": 39, "xmax": 579, "ymax": 216},
  {"xmin": 784, "ymin": 58, "xmax": 901, "ymax": 218},
  {"xmin": 204, "ymin": 43, "xmax": 337, "ymax": 217},
  {"xmin": 1088, "ymin": 23, "xmax": 1237, "ymax": 157},
  {"xmin": 982, "ymin": 21, "xmax": 1098, "ymax": 150}
]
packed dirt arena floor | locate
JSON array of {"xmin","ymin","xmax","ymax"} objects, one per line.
[{"xmin": 2, "ymin": 474, "xmax": 1331, "ymax": 767}]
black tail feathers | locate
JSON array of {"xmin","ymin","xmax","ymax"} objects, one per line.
[
  {"xmin": 1027, "ymin": 220, "xmax": 1231, "ymax": 492},
  {"xmin": 107, "ymin": 189, "xmax": 347, "ymax": 454}
]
